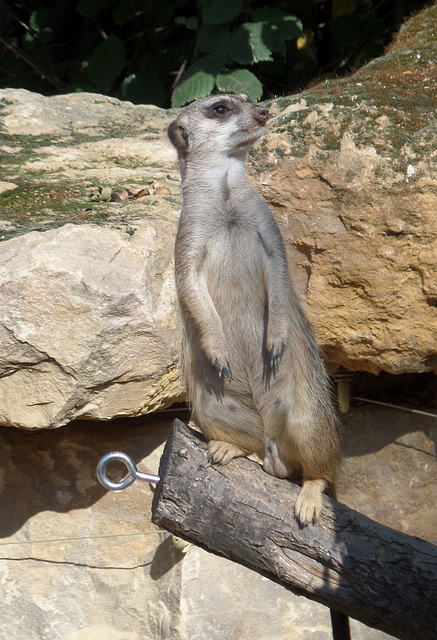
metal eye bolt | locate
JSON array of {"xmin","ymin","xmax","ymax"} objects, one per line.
[{"xmin": 97, "ymin": 451, "xmax": 160, "ymax": 491}]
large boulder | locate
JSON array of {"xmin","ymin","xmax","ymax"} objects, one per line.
[
  {"xmin": 0, "ymin": 95, "xmax": 184, "ymax": 428},
  {"xmin": 0, "ymin": 5, "xmax": 436, "ymax": 428},
  {"xmin": 0, "ymin": 221, "xmax": 183, "ymax": 429}
]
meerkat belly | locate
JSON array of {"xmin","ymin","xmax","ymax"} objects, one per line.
[
  {"xmin": 187, "ymin": 224, "xmax": 268, "ymax": 450},
  {"xmin": 205, "ymin": 224, "xmax": 266, "ymax": 354}
]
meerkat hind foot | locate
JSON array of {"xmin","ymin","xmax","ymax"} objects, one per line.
[
  {"xmin": 295, "ymin": 478, "xmax": 327, "ymax": 527},
  {"xmin": 263, "ymin": 439, "xmax": 289, "ymax": 478},
  {"xmin": 208, "ymin": 440, "xmax": 248, "ymax": 466}
]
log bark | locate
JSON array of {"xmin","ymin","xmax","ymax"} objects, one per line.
[{"xmin": 152, "ymin": 420, "xmax": 437, "ymax": 640}]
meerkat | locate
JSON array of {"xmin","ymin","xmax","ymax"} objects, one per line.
[{"xmin": 168, "ymin": 94, "xmax": 341, "ymax": 528}]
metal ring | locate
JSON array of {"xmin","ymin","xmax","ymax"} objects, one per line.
[
  {"xmin": 97, "ymin": 451, "xmax": 160, "ymax": 491},
  {"xmin": 97, "ymin": 452, "xmax": 137, "ymax": 491}
]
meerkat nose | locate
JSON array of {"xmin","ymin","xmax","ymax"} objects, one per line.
[{"xmin": 255, "ymin": 108, "xmax": 269, "ymax": 124}]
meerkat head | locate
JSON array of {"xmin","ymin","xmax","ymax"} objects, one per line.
[{"xmin": 168, "ymin": 94, "xmax": 269, "ymax": 166}]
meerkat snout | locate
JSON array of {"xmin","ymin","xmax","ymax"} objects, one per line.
[{"xmin": 254, "ymin": 107, "xmax": 269, "ymax": 125}]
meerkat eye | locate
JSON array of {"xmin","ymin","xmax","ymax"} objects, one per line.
[{"xmin": 213, "ymin": 104, "xmax": 230, "ymax": 116}]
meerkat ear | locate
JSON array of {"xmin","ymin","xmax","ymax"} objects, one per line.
[{"xmin": 168, "ymin": 120, "xmax": 189, "ymax": 154}]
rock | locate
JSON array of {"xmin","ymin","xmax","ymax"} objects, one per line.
[
  {"xmin": 0, "ymin": 181, "xmax": 17, "ymax": 194},
  {"xmin": 1, "ymin": 6, "xmax": 436, "ymax": 428},
  {"xmin": 0, "ymin": 415, "xmax": 184, "ymax": 640},
  {"xmin": 256, "ymin": 6, "xmax": 437, "ymax": 374},
  {"xmin": 0, "ymin": 406, "xmax": 434, "ymax": 639},
  {"xmin": 0, "ymin": 90, "xmax": 185, "ymax": 428},
  {"xmin": 0, "ymin": 221, "xmax": 183, "ymax": 428}
]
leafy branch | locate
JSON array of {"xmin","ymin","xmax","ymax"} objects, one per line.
[{"xmin": 0, "ymin": 0, "xmax": 426, "ymax": 107}]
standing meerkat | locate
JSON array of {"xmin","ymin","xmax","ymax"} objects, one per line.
[{"xmin": 168, "ymin": 94, "xmax": 341, "ymax": 528}]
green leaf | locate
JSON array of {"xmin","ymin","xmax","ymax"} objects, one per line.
[
  {"xmin": 29, "ymin": 7, "xmax": 50, "ymax": 32},
  {"xmin": 201, "ymin": 0, "xmax": 244, "ymax": 26},
  {"xmin": 227, "ymin": 28, "xmax": 253, "ymax": 64},
  {"xmin": 117, "ymin": 69, "xmax": 165, "ymax": 106},
  {"xmin": 38, "ymin": 27, "xmax": 54, "ymax": 44},
  {"xmin": 175, "ymin": 16, "xmax": 199, "ymax": 30},
  {"xmin": 86, "ymin": 35, "xmax": 126, "ymax": 90},
  {"xmin": 245, "ymin": 22, "xmax": 274, "ymax": 62},
  {"xmin": 229, "ymin": 14, "xmax": 302, "ymax": 65},
  {"xmin": 112, "ymin": 0, "xmax": 136, "ymax": 25},
  {"xmin": 249, "ymin": 10, "xmax": 303, "ymax": 57},
  {"xmin": 21, "ymin": 32, "xmax": 37, "ymax": 50},
  {"xmin": 229, "ymin": 23, "xmax": 273, "ymax": 64},
  {"xmin": 251, "ymin": 8, "xmax": 303, "ymax": 39},
  {"xmin": 216, "ymin": 69, "xmax": 263, "ymax": 101},
  {"xmin": 76, "ymin": 0, "xmax": 117, "ymax": 18},
  {"xmin": 171, "ymin": 57, "xmax": 218, "ymax": 107},
  {"xmin": 196, "ymin": 24, "xmax": 227, "ymax": 53},
  {"xmin": 195, "ymin": 24, "xmax": 232, "ymax": 69},
  {"xmin": 157, "ymin": 1, "xmax": 179, "ymax": 27}
]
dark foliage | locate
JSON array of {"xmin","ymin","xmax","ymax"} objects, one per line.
[{"xmin": 0, "ymin": 0, "xmax": 430, "ymax": 107}]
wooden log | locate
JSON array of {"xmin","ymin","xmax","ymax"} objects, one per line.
[{"xmin": 151, "ymin": 419, "xmax": 437, "ymax": 640}]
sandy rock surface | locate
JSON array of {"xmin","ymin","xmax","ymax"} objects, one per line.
[
  {"xmin": 0, "ymin": 406, "xmax": 435, "ymax": 639},
  {"xmin": 0, "ymin": 220, "xmax": 183, "ymax": 428}
]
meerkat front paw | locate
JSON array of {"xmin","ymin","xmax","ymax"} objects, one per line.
[
  {"xmin": 212, "ymin": 356, "xmax": 232, "ymax": 380},
  {"xmin": 265, "ymin": 333, "xmax": 287, "ymax": 375},
  {"xmin": 208, "ymin": 440, "xmax": 248, "ymax": 465},
  {"xmin": 202, "ymin": 337, "xmax": 233, "ymax": 379},
  {"xmin": 294, "ymin": 479, "xmax": 327, "ymax": 527}
]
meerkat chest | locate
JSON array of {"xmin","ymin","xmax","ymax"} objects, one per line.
[{"xmin": 202, "ymin": 219, "xmax": 265, "ymax": 300}]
